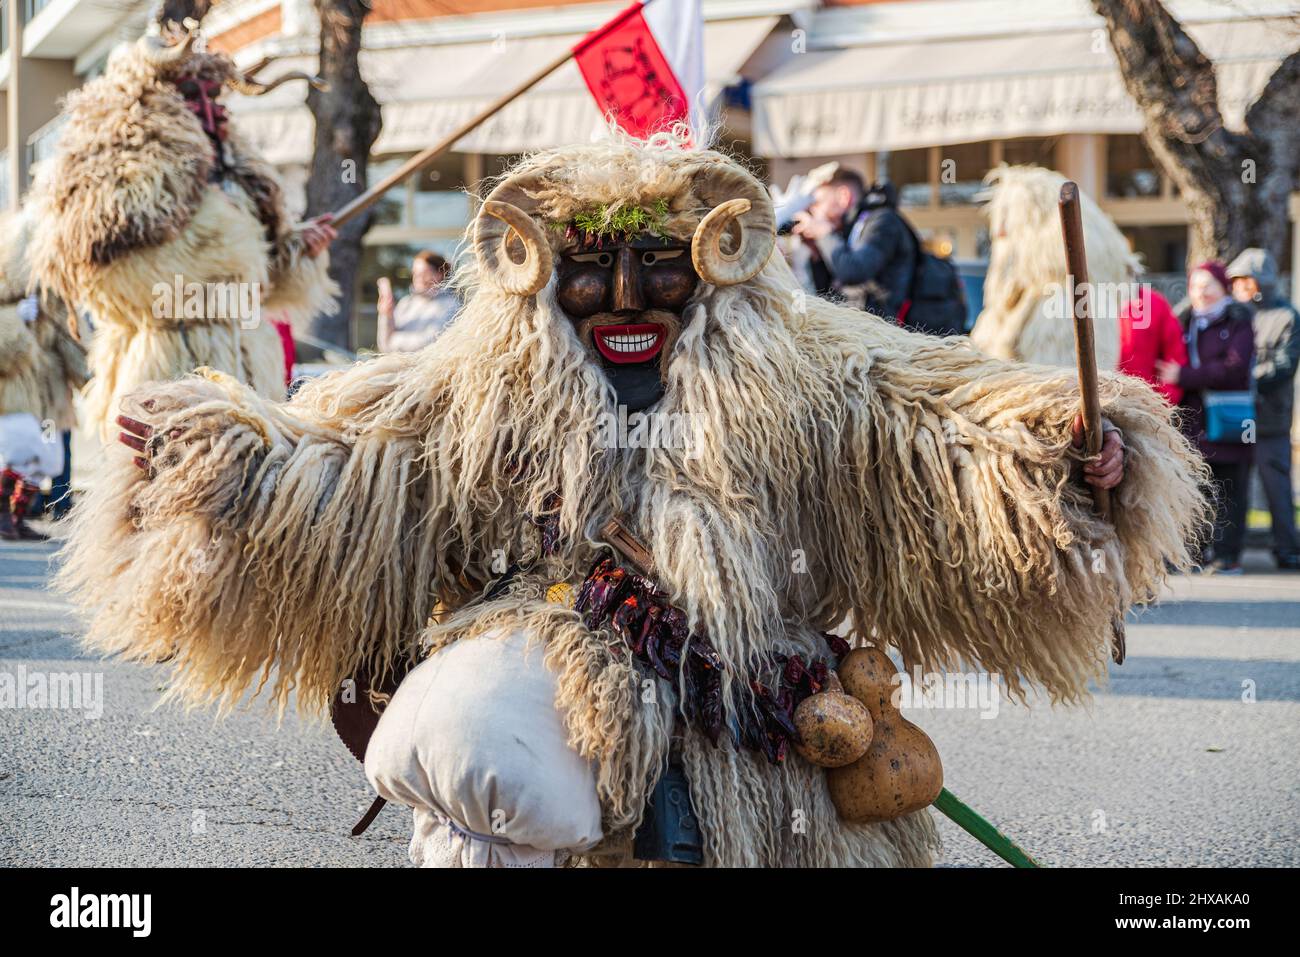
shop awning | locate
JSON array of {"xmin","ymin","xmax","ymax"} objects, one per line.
[
  {"xmin": 750, "ymin": 15, "xmax": 1293, "ymax": 158},
  {"xmin": 231, "ymin": 15, "xmax": 778, "ymax": 166}
]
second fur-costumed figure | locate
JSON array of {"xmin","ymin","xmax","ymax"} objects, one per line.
[
  {"xmin": 23, "ymin": 24, "xmax": 338, "ymax": 438},
  {"xmin": 0, "ymin": 213, "xmax": 88, "ymax": 539}
]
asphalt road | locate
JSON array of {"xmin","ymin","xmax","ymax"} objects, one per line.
[{"xmin": 2, "ymin": 528, "xmax": 1297, "ymax": 867}]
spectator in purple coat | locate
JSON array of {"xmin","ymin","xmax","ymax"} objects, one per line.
[{"xmin": 1156, "ymin": 260, "xmax": 1255, "ymax": 573}]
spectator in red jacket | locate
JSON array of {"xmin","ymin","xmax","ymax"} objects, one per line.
[{"xmin": 1118, "ymin": 287, "xmax": 1188, "ymax": 406}]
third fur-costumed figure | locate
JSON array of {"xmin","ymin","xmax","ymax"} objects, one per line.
[
  {"xmin": 23, "ymin": 24, "xmax": 338, "ymax": 438},
  {"xmin": 0, "ymin": 213, "xmax": 88, "ymax": 539},
  {"xmin": 971, "ymin": 165, "xmax": 1141, "ymax": 370},
  {"xmin": 61, "ymin": 132, "xmax": 1208, "ymax": 867}
]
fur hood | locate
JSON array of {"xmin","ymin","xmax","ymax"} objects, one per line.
[
  {"xmin": 0, "ymin": 210, "xmax": 34, "ymax": 305},
  {"xmin": 24, "ymin": 32, "xmax": 302, "ymax": 310}
]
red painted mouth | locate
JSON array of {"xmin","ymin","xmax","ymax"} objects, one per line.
[{"xmin": 592, "ymin": 323, "xmax": 664, "ymax": 364}]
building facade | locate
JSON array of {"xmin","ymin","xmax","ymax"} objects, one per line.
[
  {"xmin": 1, "ymin": 0, "xmax": 153, "ymax": 209},
  {"xmin": 755, "ymin": 0, "xmax": 1299, "ymax": 284}
]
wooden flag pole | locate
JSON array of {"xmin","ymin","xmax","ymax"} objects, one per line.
[
  {"xmin": 323, "ymin": 0, "xmax": 665, "ymax": 226},
  {"xmin": 326, "ymin": 0, "xmax": 655, "ymax": 228},
  {"xmin": 1058, "ymin": 181, "xmax": 1127, "ymax": 664},
  {"xmin": 328, "ymin": 45, "xmax": 577, "ymax": 228}
]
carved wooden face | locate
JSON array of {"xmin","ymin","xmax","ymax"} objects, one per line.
[
  {"xmin": 175, "ymin": 74, "xmax": 228, "ymax": 141},
  {"xmin": 556, "ymin": 235, "xmax": 699, "ymax": 411}
]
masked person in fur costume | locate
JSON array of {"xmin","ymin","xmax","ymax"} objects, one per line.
[
  {"xmin": 971, "ymin": 165, "xmax": 1140, "ymax": 370},
  {"xmin": 0, "ymin": 301, "xmax": 55, "ymax": 541},
  {"xmin": 0, "ymin": 216, "xmax": 88, "ymax": 539},
  {"xmin": 61, "ymin": 133, "xmax": 1207, "ymax": 868},
  {"xmin": 22, "ymin": 25, "xmax": 338, "ymax": 439}
]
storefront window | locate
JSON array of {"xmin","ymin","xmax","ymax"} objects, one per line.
[
  {"xmin": 367, "ymin": 152, "xmax": 475, "ymax": 229},
  {"xmin": 938, "ymin": 141, "xmax": 991, "ymax": 206},
  {"xmin": 1107, "ymin": 135, "xmax": 1162, "ymax": 198},
  {"xmin": 1121, "ymin": 225, "xmax": 1186, "ymax": 276},
  {"xmin": 477, "ymin": 154, "xmax": 527, "ymax": 196},
  {"xmin": 1001, "ymin": 137, "xmax": 1055, "ymax": 168},
  {"xmin": 921, "ymin": 229, "xmax": 957, "ymax": 259},
  {"xmin": 884, "ymin": 148, "xmax": 930, "ymax": 207},
  {"xmin": 367, "ymin": 156, "xmax": 409, "ymax": 227}
]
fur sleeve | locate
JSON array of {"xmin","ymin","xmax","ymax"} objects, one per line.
[
  {"xmin": 0, "ymin": 304, "xmax": 36, "ymax": 373},
  {"xmin": 225, "ymin": 133, "xmax": 340, "ymax": 327},
  {"xmin": 823, "ymin": 325, "xmax": 1209, "ymax": 703},
  {"xmin": 261, "ymin": 234, "xmax": 341, "ymax": 328},
  {"xmin": 56, "ymin": 360, "xmax": 452, "ymax": 714},
  {"xmin": 0, "ymin": 304, "xmax": 41, "ymax": 415}
]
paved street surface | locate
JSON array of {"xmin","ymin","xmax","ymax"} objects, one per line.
[{"xmin": 3, "ymin": 526, "xmax": 1298, "ymax": 867}]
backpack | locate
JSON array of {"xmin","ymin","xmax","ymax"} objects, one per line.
[{"xmin": 896, "ymin": 217, "xmax": 968, "ymax": 337}]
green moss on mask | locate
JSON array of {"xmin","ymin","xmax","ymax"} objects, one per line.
[{"xmin": 562, "ymin": 198, "xmax": 672, "ymax": 240}]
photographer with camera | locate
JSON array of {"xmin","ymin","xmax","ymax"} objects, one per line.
[{"xmin": 791, "ymin": 172, "xmax": 965, "ymax": 335}]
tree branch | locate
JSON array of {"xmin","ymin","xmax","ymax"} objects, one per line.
[
  {"xmin": 1092, "ymin": 0, "xmax": 1233, "ymax": 154},
  {"xmin": 1090, "ymin": 0, "xmax": 1296, "ymax": 264},
  {"xmin": 1245, "ymin": 48, "xmax": 1300, "ymax": 157}
]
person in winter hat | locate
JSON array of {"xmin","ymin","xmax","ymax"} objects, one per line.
[{"xmin": 1228, "ymin": 248, "xmax": 1300, "ymax": 570}]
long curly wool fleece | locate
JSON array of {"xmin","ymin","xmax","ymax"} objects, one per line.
[
  {"xmin": 0, "ymin": 303, "xmax": 41, "ymax": 418},
  {"xmin": 59, "ymin": 137, "xmax": 1207, "ymax": 867},
  {"xmin": 0, "ymin": 211, "xmax": 88, "ymax": 428},
  {"xmin": 22, "ymin": 36, "xmax": 337, "ymax": 437}
]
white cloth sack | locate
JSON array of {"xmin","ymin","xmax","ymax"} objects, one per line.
[
  {"xmin": 0, "ymin": 413, "xmax": 63, "ymax": 481},
  {"xmin": 365, "ymin": 629, "xmax": 603, "ymax": 868}
]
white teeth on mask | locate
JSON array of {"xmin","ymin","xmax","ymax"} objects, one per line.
[{"xmin": 602, "ymin": 332, "xmax": 659, "ymax": 353}]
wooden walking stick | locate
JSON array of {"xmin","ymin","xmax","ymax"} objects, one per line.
[{"xmin": 1058, "ymin": 182, "xmax": 1126, "ymax": 664}]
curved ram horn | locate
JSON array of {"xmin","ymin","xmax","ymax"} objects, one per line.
[
  {"xmin": 689, "ymin": 165, "xmax": 776, "ymax": 287},
  {"xmin": 473, "ymin": 177, "xmax": 553, "ymax": 297},
  {"xmin": 240, "ymin": 55, "xmax": 274, "ymax": 79},
  {"xmin": 145, "ymin": 23, "xmax": 197, "ymax": 67},
  {"xmin": 228, "ymin": 70, "xmax": 329, "ymax": 96}
]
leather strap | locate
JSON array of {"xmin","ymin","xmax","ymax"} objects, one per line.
[{"xmin": 352, "ymin": 796, "xmax": 387, "ymax": 837}]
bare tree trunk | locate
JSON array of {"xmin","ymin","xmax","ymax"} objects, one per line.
[
  {"xmin": 303, "ymin": 0, "xmax": 382, "ymax": 350},
  {"xmin": 1092, "ymin": 0, "xmax": 1300, "ymax": 267}
]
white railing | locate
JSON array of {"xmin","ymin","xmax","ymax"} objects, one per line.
[
  {"xmin": 22, "ymin": 0, "xmax": 52, "ymax": 23},
  {"xmin": 26, "ymin": 114, "xmax": 65, "ymax": 169}
]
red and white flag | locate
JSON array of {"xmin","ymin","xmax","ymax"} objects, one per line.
[{"xmin": 573, "ymin": 0, "xmax": 705, "ymax": 141}]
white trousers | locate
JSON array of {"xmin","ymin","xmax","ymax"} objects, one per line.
[{"xmin": 365, "ymin": 629, "xmax": 604, "ymax": 868}]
